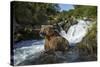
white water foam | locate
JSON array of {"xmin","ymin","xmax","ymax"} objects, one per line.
[
  {"xmin": 59, "ymin": 19, "xmax": 91, "ymax": 45},
  {"xmin": 13, "ymin": 40, "xmax": 44, "ymax": 65}
]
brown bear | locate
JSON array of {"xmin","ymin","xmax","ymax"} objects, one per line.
[{"xmin": 39, "ymin": 25, "xmax": 69, "ymax": 53}]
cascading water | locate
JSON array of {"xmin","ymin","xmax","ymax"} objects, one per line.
[
  {"xmin": 13, "ymin": 19, "xmax": 92, "ymax": 65},
  {"xmin": 59, "ymin": 19, "xmax": 91, "ymax": 45}
]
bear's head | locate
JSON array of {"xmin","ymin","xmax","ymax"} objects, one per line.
[{"xmin": 39, "ymin": 25, "xmax": 59, "ymax": 37}]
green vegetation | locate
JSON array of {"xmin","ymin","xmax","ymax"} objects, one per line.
[
  {"xmin": 12, "ymin": 1, "xmax": 60, "ymax": 42},
  {"xmin": 72, "ymin": 5, "xmax": 97, "ymax": 19},
  {"xmin": 12, "ymin": 1, "xmax": 97, "ymax": 42},
  {"xmin": 57, "ymin": 5, "xmax": 97, "ymax": 20}
]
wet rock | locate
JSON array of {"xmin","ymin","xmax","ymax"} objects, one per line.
[{"xmin": 57, "ymin": 18, "xmax": 78, "ymax": 33}]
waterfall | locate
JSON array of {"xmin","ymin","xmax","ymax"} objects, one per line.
[{"xmin": 59, "ymin": 19, "xmax": 91, "ymax": 45}]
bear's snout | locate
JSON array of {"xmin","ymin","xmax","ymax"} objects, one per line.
[{"xmin": 39, "ymin": 32, "xmax": 46, "ymax": 37}]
